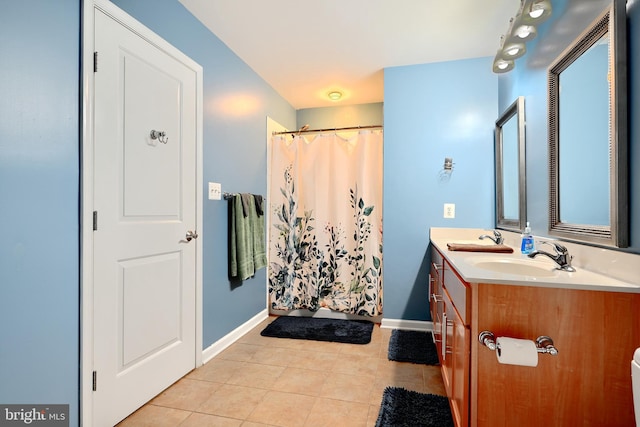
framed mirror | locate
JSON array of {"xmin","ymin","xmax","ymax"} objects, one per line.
[
  {"xmin": 548, "ymin": 0, "xmax": 628, "ymax": 247},
  {"xmin": 495, "ymin": 96, "xmax": 526, "ymax": 233}
]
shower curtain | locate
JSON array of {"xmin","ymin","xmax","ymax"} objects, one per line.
[{"xmin": 268, "ymin": 130, "xmax": 383, "ymax": 316}]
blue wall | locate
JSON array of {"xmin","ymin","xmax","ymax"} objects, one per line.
[
  {"xmin": 499, "ymin": 0, "xmax": 640, "ymax": 252},
  {"xmin": 0, "ymin": 1, "xmax": 80, "ymax": 425},
  {"xmin": 111, "ymin": 0, "xmax": 297, "ymax": 347},
  {"xmin": 383, "ymin": 57, "xmax": 498, "ymax": 320},
  {"xmin": 296, "ymin": 103, "xmax": 383, "ymax": 129},
  {"xmin": 1, "ymin": 0, "xmax": 295, "ymax": 424}
]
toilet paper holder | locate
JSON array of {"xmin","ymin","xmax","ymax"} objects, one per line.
[{"xmin": 478, "ymin": 331, "xmax": 558, "ymax": 356}]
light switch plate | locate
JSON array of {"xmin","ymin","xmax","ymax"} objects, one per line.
[
  {"xmin": 208, "ymin": 182, "xmax": 222, "ymax": 200},
  {"xmin": 444, "ymin": 203, "xmax": 455, "ymax": 219}
]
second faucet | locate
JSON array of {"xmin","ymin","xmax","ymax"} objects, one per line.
[{"xmin": 479, "ymin": 230, "xmax": 503, "ymax": 245}]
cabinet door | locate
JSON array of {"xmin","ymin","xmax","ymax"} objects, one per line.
[
  {"xmin": 473, "ymin": 284, "xmax": 640, "ymax": 427},
  {"xmin": 443, "ymin": 289, "xmax": 470, "ymax": 427},
  {"xmin": 441, "ymin": 290, "xmax": 454, "ymax": 398},
  {"xmin": 450, "ymin": 300, "xmax": 470, "ymax": 427}
]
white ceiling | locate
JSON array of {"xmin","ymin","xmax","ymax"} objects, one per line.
[
  {"xmin": 178, "ymin": 0, "xmax": 519, "ymax": 110},
  {"xmin": 178, "ymin": 1, "xmax": 613, "ymax": 110}
]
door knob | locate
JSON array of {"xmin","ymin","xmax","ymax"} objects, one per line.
[{"xmin": 185, "ymin": 230, "xmax": 198, "ymax": 241}]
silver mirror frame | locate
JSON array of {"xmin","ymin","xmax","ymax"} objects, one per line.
[
  {"xmin": 495, "ymin": 96, "xmax": 526, "ymax": 233},
  {"xmin": 548, "ymin": 0, "xmax": 628, "ymax": 248}
]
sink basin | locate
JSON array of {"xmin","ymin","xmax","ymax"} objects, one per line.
[{"xmin": 467, "ymin": 257, "xmax": 559, "ymax": 277}]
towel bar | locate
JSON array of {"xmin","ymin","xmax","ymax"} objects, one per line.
[{"xmin": 223, "ymin": 192, "xmax": 266, "ymax": 201}]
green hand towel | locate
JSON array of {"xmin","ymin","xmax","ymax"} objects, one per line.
[
  {"xmin": 230, "ymin": 194, "xmax": 266, "ymax": 280},
  {"xmin": 251, "ymin": 195, "xmax": 267, "ymax": 272}
]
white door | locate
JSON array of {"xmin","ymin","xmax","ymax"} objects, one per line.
[{"xmin": 92, "ymin": 6, "xmax": 200, "ymax": 426}]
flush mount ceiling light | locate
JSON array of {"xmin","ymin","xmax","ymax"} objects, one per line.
[
  {"xmin": 328, "ymin": 91, "xmax": 342, "ymax": 101},
  {"xmin": 492, "ymin": 0, "xmax": 552, "ymax": 74}
]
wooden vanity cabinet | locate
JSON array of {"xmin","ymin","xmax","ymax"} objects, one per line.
[
  {"xmin": 430, "ymin": 245, "xmax": 640, "ymax": 427},
  {"xmin": 430, "ymin": 248, "xmax": 470, "ymax": 427}
]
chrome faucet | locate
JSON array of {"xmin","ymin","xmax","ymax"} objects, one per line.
[
  {"xmin": 479, "ymin": 230, "xmax": 503, "ymax": 245},
  {"xmin": 527, "ymin": 241, "xmax": 576, "ymax": 272}
]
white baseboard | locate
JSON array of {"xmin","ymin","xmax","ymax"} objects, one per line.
[
  {"xmin": 200, "ymin": 312, "xmax": 432, "ymax": 365},
  {"xmin": 380, "ymin": 318, "xmax": 433, "ymax": 332},
  {"xmin": 269, "ymin": 307, "xmax": 382, "ymax": 323},
  {"xmin": 201, "ymin": 309, "xmax": 269, "ymax": 364}
]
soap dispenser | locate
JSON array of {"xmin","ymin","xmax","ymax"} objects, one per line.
[{"xmin": 521, "ymin": 222, "xmax": 535, "ymax": 255}]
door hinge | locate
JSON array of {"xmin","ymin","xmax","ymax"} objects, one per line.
[
  {"xmin": 93, "ymin": 51, "xmax": 98, "ymax": 72},
  {"xmin": 92, "ymin": 371, "xmax": 97, "ymax": 391},
  {"xmin": 93, "ymin": 211, "xmax": 98, "ymax": 231}
]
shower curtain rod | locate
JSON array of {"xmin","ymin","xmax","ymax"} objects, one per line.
[{"xmin": 272, "ymin": 124, "xmax": 382, "ymax": 136}]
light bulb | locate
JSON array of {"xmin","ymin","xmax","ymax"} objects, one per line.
[
  {"xmin": 501, "ymin": 41, "xmax": 526, "ymax": 60},
  {"xmin": 328, "ymin": 91, "xmax": 342, "ymax": 101},
  {"xmin": 506, "ymin": 46, "xmax": 521, "ymax": 56},
  {"xmin": 521, "ymin": 0, "xmax": 552, "ymax": 25},
  {"xmin": 516, "ymin": 26, "xmax": 531, "ymax": 38},
  {"xmin": 529, "ymin": 7, "xmax": 544, "ymax": 19},
  {"xmin": 492, "ymin": 56, "xmax": 514, "ymax": 73}
]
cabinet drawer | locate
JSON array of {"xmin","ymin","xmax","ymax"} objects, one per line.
[
  {"xmin": 443, "ymin": 261, "xmax": 470, "ymax": 325},
  {"xmin": 431, "ymin": 245, "xmax": 444, "ymax": 271}
]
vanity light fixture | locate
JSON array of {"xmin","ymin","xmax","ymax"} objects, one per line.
[
  {"xmin": 492, "ymin": 0, "xmax": 552, "ymax": 74},
  {"xmin": 328, "ymin": 91, "xmax": 342, "ymax": 101}
]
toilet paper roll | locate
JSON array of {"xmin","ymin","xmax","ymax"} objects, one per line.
[{"xmin": 496, "ymin": 337, "xmax": 538, "ymax": 367}]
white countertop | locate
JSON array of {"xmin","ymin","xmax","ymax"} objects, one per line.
[{"xmin": 430, "ymin": 227, "xmax": 640, "ymax": 294}]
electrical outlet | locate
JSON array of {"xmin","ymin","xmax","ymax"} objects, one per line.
[
  {"xmin": 444, "ymin": 203, "xmax": 455, "ymax": 219},
  {"xmin": 208, "ymin": 182, "xmax": 222, "ymax": 200}
]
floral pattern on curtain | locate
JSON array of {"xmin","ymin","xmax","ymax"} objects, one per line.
[{"xmin": 268, "ymin": 130, "xmax": 383, "ymax": 316}]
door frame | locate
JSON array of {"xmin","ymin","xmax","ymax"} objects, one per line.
[{"xmin": 80, "ymin": 1, "xmax": 203, "ymax": 425}]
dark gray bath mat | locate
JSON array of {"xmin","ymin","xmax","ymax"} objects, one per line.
[
  {"xmin": 260, "ymin": 316, "xmax": 374, "ymax": 344},
  {"xmin": 375, "ymin": 387, "xmax": 453, "ymax": 427},
  {"xmin": 388, "ymin": 329, "xmax": 439, "ymax": 365}
]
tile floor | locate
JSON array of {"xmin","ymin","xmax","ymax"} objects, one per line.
[{"xmin": 117, "ymin": 316, "xmax": 446, "ymax": 427}]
